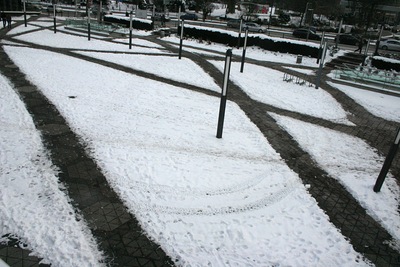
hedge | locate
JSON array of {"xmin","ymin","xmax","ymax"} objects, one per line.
[
  {"xmin": 104, "ymin": 15, "xmax": 153, "ymax": 31},
  {"xmin": 179, "ymin": 26, "xmax": 320, "ymax": 58},
  {"xmin": 371, "ymin": 57, "xmax": 400, "ymax": 72}
]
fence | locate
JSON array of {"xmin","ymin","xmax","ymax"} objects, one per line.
[
  {"xmin": 65, "ymin": 18, "xmax": 126, "ymax": 35},
  {"xmin": 334, "ymin": 63, "xmax": 400, "ymax": 91}
]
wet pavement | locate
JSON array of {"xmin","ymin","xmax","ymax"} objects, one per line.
[{"xmin": 0, "ymin": 15, "xmax": 400, "ymax": 266}]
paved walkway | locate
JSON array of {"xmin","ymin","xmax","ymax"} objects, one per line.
[{"xmin": 1, "ymin": 15, "xmax": 400, "ymax": 266}]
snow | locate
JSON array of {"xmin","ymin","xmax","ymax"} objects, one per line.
[
  {"xmin": 75, "ymin": 52, "xmax": 221, "ymax": 91},
  {"xmin": 328, "ymin": 82, "xmax": 400, "ymax": 123},
  {"xmin": 373, "ymin": 55, "xmax": 400, "ymax": 65},
  {"xmin": 271, "ymin": 113, "xmax": 400, "ymax": 244},
  {"xmin": 8, "ymin": 24, "xmax": 40, "ymax": 35},
  {"xmin": 210, "ymin": 61, "xmax": 352, "ymax": 124},
  {"xmin": 13, "ymin": 29, "xmax": 164, "ymax": 53},
  {"xmin": 0, "ymin": 74, "xmax": 104, "ymax": 266},
  {"xmin": 2, "ymin": 20, "xmax": 399, "ymax": 266}
]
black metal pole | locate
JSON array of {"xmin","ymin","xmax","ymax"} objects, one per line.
[
  {"xmin": 268, "ymin": 0, "xmax": 273, "ymax": 30},
  {"xmin": 237, "ymin": 19, "xmax": 243, "ymax": 49},
  {"xmin": 374, "ymin": 25, "xmax": 384, "ymax": 56},
  {"xmin": 373, "ymin": 127, "xmax": 400, "ymax": 192},
  {"xmin": 361, "ymin": 39, "xmax": 371, "ymax": 69},
  {"xmin": 216, "ymin": 49, "xmax": 233, "ymax": 139},
  {"xmin": 179, "ymin": 19, "xmax": 184, "ymax": 59},
  {"xmin": 88, "ymin": 11, "xmax": 91, "ymax": 41},
  {"xmin": 315, "ymin": 40, "xmax": 327, "ymax": 89},
  {"xmin": 335, "ymin": 18, "xmax": 343, "ymax": 49},
  {"xmin": 23, "ymin": 0, "xmax": 27, "ymax": 27},
  {"xmin": 300, "ymin": 2, "xmax": 309, "ymax": 28},
  {"xmin": 129, "ymin": 29, "xmax": 132, "ymax": 48},
  {"xmin": 240, "ymin": 28, "xmax": 248, "ymax": 73},
  {"xmin": 129, "ymin": 11, "xmax": 132, "ymax": 49},
  {"xmin": 316, "ymin": 31, "xmax": 325, "ymax": 64},
  {"xmin": 53, "ymin": 5, "xmax": 56, "ymax": 33}
]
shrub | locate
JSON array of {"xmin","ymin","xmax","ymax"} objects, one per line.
[
  {"xmin": 178, "ymin": 25, "xmax": 320, "ymax": 58},
  {"xmin": 104, "ymin": 15, "xmax": 153, "ymax": 31}
]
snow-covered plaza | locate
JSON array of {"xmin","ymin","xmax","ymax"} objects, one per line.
[{"xmin": 0, "ymin": 14, "xmax": 400, "ymax": 267}]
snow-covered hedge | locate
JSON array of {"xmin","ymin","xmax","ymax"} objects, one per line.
[
  {"xmin": 104, "ymin": 15, "xmax": 153, "ymax": 31},
  {"xmin": 371, "ymin": 56, "xmax": 400, "ymax": 72},
  {"xmin": 179, "ymin": 25, "xmax": 320, "ymax": 58}
]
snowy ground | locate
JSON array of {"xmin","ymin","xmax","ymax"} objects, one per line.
[{"xmin": 1, "ymin": 18, "xmax": 400, "ymax": 266}]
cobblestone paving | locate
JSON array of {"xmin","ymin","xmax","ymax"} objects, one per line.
[
  {"xmin": 0, "ymin": 17, "xmax": 174, "ymax": 267},
  {"xmin": 1, "ymin": 15, "xmax": 400, "ymax": 266}
]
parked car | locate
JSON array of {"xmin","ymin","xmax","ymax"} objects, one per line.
[
  {"xmin": 180, "ymin": 13, "xmax": 198, "ymax": 20},
  {"xmin": 292, "ymin": 28, "xmax": 321, "ymax": 40},
  {"xmin": 242, "ymin": 22, "xmax": 265, "ymax": 33},
  {"xmin": 379, "ymin": 39, "xmax": 400, "ymax": 51},
  {"xmin": 227, "ymin": 19, "xmax": 241, "ymax": 28},
  {"xmin": 334, "ymin": 34, "xmax": 362, "ymax": 46}
]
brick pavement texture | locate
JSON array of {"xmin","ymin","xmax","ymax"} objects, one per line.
[{"xmin": 0, "ymin": 15, "xmax": 399, "ymax": 267}]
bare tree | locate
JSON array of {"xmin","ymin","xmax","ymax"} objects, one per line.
[
  {"xmin": 352, "ymin": 0, "xmax": 393, "ymax": 29},
  {"xmin": 194, "ymin": 0, "xmax": 215, "ymax": 21},
  {"xmin": 225, "ymin": 0, "xmax": 236, "ymax": 14}
]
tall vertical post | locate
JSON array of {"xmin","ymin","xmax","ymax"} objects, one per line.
[
  {"xmin": 216, "ymin": 49, "xmax": 233, "ymax": 139},
  {"xmin": 315, "ymin": 40, "xmax": 327, "ymax": 89},
  {"xmin": 374, "ymin": 127, "xmax": 400, "ymax": 192},
  {"xmin": 362, "ymin": 39, "xmax": 371, "ymax": 67},
  {"xmin": 335, "ymin": 18, "xmax": 343, "ymax": 49},
  {"xmin": 75, "ymin": 0, "xmax": 78, "ymax": 17},
  {"xmin": 338, "ymin": 18, "xmax": 343, "ymax": 34},
  {"xmin": 305, "ymin": 9, "xmax": 313, "ymax": 42},
  {"xmin": 178, "ymin": 19, "xmax": 184, "ymax": 59},
  {"xmin": 87, "ymin": 9, "xmax": 91, "ymax": 41},
  {"xmin": 374, "ymin": 25, "xmax": 384, "ymax": 56},
  {"xmin": 178, "ymin": 5, "xmax": 181, "ymax": 28},
  {"xmin": 268, "ymin": 0, "xmax": 273, "ymax": 30},
  {"xmin": 53, "ymin": 4, "xmax": 57, "ymax": 33},
  {"xmin": 240, "ymin": 28, "xmax": 248, "ymax": 73},
  {"xmin": 99, "ymin": 1, "xmax": 102, "ymax": 22},
  {"xmin": 317, "ymin": 31, "xmax": 325, "ymax": 64},
  {"xmin": 129, "ymin": 11, "xmax": 133, "ymax": 49},
  {"xmin": 23, "ymin": 0, "xmax": 27, "ymax": 27},
  {"xmin": 300, "ymin": 2, "xmax": 309, "ymax": 28},
  {"xmin": 237, "ymin": 18, "xmax": 243, "ymax": 48}
]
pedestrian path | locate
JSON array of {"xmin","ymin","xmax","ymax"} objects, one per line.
[
  {"xmin": 0, "ymin": 15, "xmax": 399, "ymax": 266},
  {"xmin": 0, "ymin": 16, "xmax": 174, "ymax": 267}
]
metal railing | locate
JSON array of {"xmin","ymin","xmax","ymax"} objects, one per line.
[
  {"xmin": 334, "ymin": 63, "xmax": 400, "ymax": 90},
  {"xmin": 65, "ymin": 18, "xmax": 125, "ymax": 34}
]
